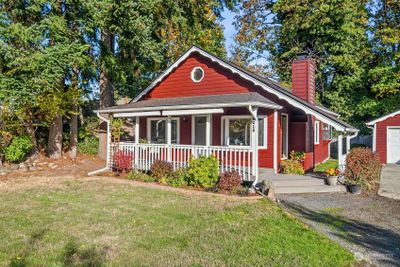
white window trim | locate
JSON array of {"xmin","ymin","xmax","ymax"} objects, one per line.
[
  {"xmin": 191, "ymin": 115, "xmax": 212, "ymax": 145},
  {"xmin": 220, "ymin": 115, "xmax": 267, "ymax": 149},
  {"xmin": 281, "ymin": 113, "xmax": 289, "ymax": 160},
  {"xmin": 147, "ymin": 117, "xmax": 180, "ymax": 144},
  {"xmin": 314, "ymin": 120, "xmax": 320, "ymax": 144},
  {"xmin": 191, "ymin": 67, "xmax": 204, "ymax": 83}
]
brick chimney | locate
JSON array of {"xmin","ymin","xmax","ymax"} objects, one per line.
[{"xmin": 291, "ymin": 54, "xmax": 316, "ymax": 105}]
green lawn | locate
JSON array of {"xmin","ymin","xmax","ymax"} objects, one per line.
[
  {"xmin": 0, "ymin": 178, "xmax": 354, "ymax": 266},
  {"xmin": 314, "ymin": 159, "xmax": 339, "ymax": 173}
]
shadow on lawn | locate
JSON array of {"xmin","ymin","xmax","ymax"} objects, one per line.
[
  {"xmin": 9, "ymin": 230, "xmax": 107, "ymax": 267},
  {"xmin": 281, "ymin": 201, "xmax": 400, "ymax": 266}
]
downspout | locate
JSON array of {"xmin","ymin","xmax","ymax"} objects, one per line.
[{"xmin": 88, "ymin": 112, "xmax": 111, "ymax": 176}]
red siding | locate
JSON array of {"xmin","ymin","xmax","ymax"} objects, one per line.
[
  {"xmin": 145, "ymin": 54, "xmax": 250, "ymax": 99},
  {"xmin": 375, "ymin": 114, "xmax": 400, "ymax": 164},
  {"xmin": 314, "ymin": 121, "xmax": 330, "ymax": 165}
]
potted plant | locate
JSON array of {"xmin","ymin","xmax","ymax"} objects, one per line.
[
  {"xmin": 325, "ymin": 168, "xmax": 339, "ymax": 186},
  {"xmin": 345, "ymin": 180, "xmax": 363, "ymax": 194}
]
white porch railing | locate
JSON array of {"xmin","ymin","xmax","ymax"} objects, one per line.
[{"xmin": 110, "ymin": 142, "xmax": 255, "ymax": 181}]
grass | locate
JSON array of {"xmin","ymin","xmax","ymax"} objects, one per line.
[
  {"xmin": 0, "ymin": 178, "xmax": 354, "ymax": 266},
  {"xmin": 314, "ymin": 159, "xmax": 339, "ymax": 173}
]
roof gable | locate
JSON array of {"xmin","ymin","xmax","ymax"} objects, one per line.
[
  {"xmin": 367, "ymin": 109, "xmax": 400, "ymax": 126},
  {"xmin": 143, "ymin": 53, "xmax": 255, "ymax": 99},
  {"xmin": 132, "ymin": 46, "xmax": 357, "ymax": 133}
]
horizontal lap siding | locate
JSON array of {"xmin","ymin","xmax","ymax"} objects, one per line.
[
  {"xmin": 314, "ymin": 122, "xmax": 330, "ymax": 165},
  {"xmin": 376, "ymin": 114, "xmax": 400, "ymax": 164},
  {"xmin": 145, "ymin": 54, "xmax": 250, "ymax": 99}
]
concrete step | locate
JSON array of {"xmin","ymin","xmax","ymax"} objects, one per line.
[
  {"xmin": 271, "ymin": 179, "xmax": 325, "ymax": 187},
  {"xmin": 274, "ymin": 185, "xmax": 346, "ymax": 194}
]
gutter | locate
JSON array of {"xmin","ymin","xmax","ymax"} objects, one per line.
[{"xmin": 87, "ymin": 112, "xmax": 111, "ymax": 176}]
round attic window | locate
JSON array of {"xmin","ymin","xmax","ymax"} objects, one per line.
[{"xmin": 191, "ymin": 67, "xmax": 204, "ymax": 83}]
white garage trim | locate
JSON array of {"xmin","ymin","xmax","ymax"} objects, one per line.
[{"xmin": 387, "ymin": 126, "xmax": 400, "ymax": 164}]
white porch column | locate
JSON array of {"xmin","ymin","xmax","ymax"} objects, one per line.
[
  {"xmin": 167, "ymin": 116, "xmax": 172, "ymax": 162},
  {"xmin": 273, "ymin": 110, "xmax": 278, "ymax": 174},
  {"xmin": 106, "ymin": 116, "xmax": 111, "ymax": 168},
  {"xmin": 134, "ymin": 116, "xmax": 139, "ymax": 167},
  {"xmin": 248, "ymin": 106, "xmax": 258, "ymax": 184},
  {"xmin": 337, "ymin": 134, "xmax": 343, "ymax": 166},
  {"xmin": 372, "ymin": 124, "xmax": 377, "ymax": 152},
  {"xmin": 346, "ymin": 134, "xmax": 351, "ymax": 154},
  {"xmin": 206, "ymin": 114, "xmax": 211, "ymax": 155}
]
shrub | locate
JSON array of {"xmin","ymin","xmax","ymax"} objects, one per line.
[
  {"xmin": 345, "ymin": 147, "xmax": 381, "ymax": 190},
  {"xmin": 186, "ymin": 155, "xmax": 219, "ymax": 188},
  {"xmin": 280, "ymin": 151, "xmax": 305, "ymax": 175},
  {"xmin": 128, "ymin": 170, "xmax": 155, "ymax": 182},
  {"xmin": 219, "ymin": 170, "xmax": 242, "ymax": 193},
  {"xmin": 150, "ymin": 160, "xmax": 174, "ymax": 184},
  {"xmin": 77, "ymin": 137, "xmax": 99, "ymax": 155},
  {"xmin": 4, "ymin": 135, "xmax": 33, "ymax": 163},
  {"xmin": 112, "ymin": 150, "xmax": 133, "ymax": 173},
  {"xmin": 168, "ymin": 169, "xmax": 188, "ymax": 188}
]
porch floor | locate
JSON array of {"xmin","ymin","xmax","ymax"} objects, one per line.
[{"xmin": 258, "ymin": 168, "xmax": 346, "ymax": 194}]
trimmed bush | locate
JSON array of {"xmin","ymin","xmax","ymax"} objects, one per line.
[
  {"xmin": 128, "ymin": 170, "xmax": 155, "ymax": 182},
  {"xmin": 150, "ymin": 160, "xmax": 174, "ymax": 184},
  {"xmin": 112, "ymin": 150, "xmax": 133, "ymax": 173},
  {"xmin": 4, "ymin": 135, "xmax": 33, "ymax": 163},
  {"xmin": 345, "ymin": 147, "xmax": 381, "ymax": 190},
  {"xmin": 186, "ymin": 155, "xmax": 219, "ymax": 188},
  {"xmin": 77, "ymin": 137, "xmax": 98, "ymax": 155},
  {"xmin": 168, "ymin": 169, "xmax": 188, "ymax": 188},
  {"xmin": 219, "ymin": 170, "xmax": 242, "ymax": 192}
]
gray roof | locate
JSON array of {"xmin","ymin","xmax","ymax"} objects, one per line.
[{"xmin": 95, "ymin": 92, "xmax": 282, "ymax": 113}]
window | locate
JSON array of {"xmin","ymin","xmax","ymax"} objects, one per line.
[
  {"xmin": 322, "ymin": 124, "xmax": 332, "ymax": 140},
  {"xmin": 191, "ymin": 67, "xmax": 204, "ymax": 82},
  {"xmin": 192, "ymin": 115, "xmax": 211, "ymax": 145},
  {"xmin": 147, "ymin": 118, "xmax": 179, "ymax": 144},
  {"xmin": 281, "ymin": 114, "xmax": 288, "ymax": 159},
  {"xmin": 314, "ymin": 121, "xmax": 320, "ymax": 144},
  {"xmin": 221, "ymin": 116, "xmax": 267, "ymax": 148}
]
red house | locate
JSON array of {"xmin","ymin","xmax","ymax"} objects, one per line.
[
  {"xmin": 367, "ymin": 110, "xmax": 400, "ymax": 164},
  {"xmin": 94, "ymin": 46, "xmax": 358, "ymax": 184}
]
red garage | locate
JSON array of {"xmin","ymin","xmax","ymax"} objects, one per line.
[{"xmin": 367, "ymin": 110, "xmax": 400, "ymax": 164}]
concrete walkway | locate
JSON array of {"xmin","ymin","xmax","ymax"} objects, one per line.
[
  {"xmin": 259, "ymin": 169, "xmax": 346, "ymax": 194},
  {"xmin": 380, "ymin": 164, "xmax": 400, "ymax": 200}
]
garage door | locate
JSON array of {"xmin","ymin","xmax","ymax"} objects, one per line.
[{"xmin": 387, "ymin": 127, "xmax": 400, "ymax": 164}]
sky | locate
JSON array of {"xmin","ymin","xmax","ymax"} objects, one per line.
[
  {"xmin": 221, "ymin": 9, "xmax": 270, "ymax": 67},
  {"xmin": 221, "ymin": 9, "xmax": 236, "ymax": 56}
]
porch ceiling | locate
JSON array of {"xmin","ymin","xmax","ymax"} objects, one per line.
[{"xmin": 95, "ymin": 92, "xmax": 282, "ymax": 114}]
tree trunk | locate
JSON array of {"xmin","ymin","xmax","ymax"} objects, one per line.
[
  {"xmin": 98, "ymin": 30, "xmax": 115, "ymax": 160},
  {"xmin": 69, "ymin": 104, "xmax": 78, "ymax": 159},
  {"xmin": 24, "ymin": 109, "xmax": 38, "ymax": 156},
  {"xmin": 47, "ymin": 115, "xmax": 63, "ymax": 159}
]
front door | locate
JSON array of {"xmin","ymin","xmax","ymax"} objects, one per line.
[
  {"xmin": 193, "ymin": 116, "xmax": 207, "ymax": 145},
  {"xmin": 387, "ymin": 127, "xmax": 400, "ymax": 164}
]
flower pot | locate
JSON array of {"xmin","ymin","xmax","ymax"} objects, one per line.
[
  {"xmin": 325, "ymin": 176, "xmax": 338, "ymax": 186},
  {"xmin": 348, "ymin": 184, "xmax": 362, "ymax": 194}
]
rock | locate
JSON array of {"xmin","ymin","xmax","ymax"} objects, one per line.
[
  {"xmin": 10, "ymin": 164, "xmax": 19, "ymax": 171},
  {"xmin": 19, "ymin": 166, "xmax": 28, "ymax": 172},
  {"xmin": 0, "ymin": 169, "xmax": 11, "ymax": 176},
  {"xmin": 28, "ymin": 166, "xmax": 38, "ymax": 171},
  {"xmin": 49, "ymin": 165, "xmax": 58, "ymax": 169},
  {"xmin": 19, "ymin": 163, "xmax": 27, "ymax": 169}
]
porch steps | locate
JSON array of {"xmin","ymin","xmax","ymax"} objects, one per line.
[
  {"xmin": 273, "ymin": 184, "xmax": 346, "ymax": 194},
  {"xmin": 258, "ymin": 169, "xmax": 347, "ymax": 194}
]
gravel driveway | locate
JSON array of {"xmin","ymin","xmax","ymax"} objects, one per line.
[{"xmin": 278, "ymin": 193, "xmax": 400, "ymax": 267}]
